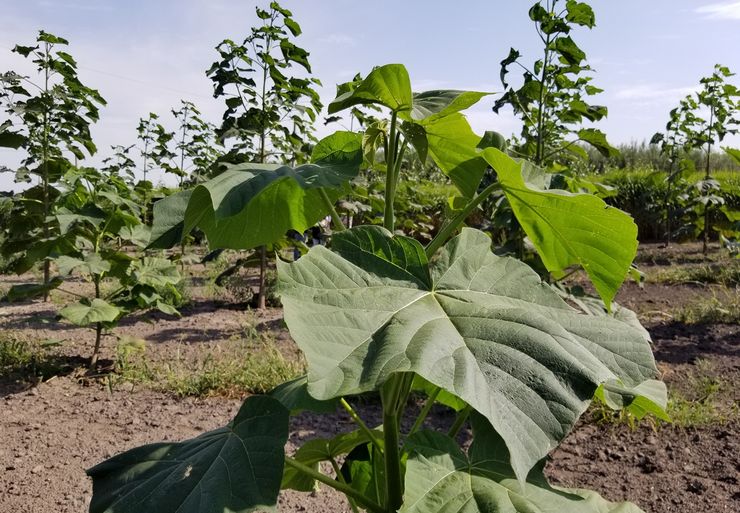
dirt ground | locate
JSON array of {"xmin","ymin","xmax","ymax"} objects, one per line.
[{"xmin": 1, "ymin": 242, "xmax": 738, "ymax": 513}]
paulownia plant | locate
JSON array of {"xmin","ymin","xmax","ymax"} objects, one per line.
[{"xmin": 86, "ymin": 64, "xmax": 665, "ymax": 513}]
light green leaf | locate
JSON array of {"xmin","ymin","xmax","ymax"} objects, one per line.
[
  {"xmin": 86, "ymin": 395, "xmax": 289, "ymax": 513},
  {"xmin": 421, "ymin": 113, "xmax": 487, "ymax": 198},
  {"xmin": 328, "ymin": 64, "xmax": 412, "ymax": 115},
  {"xmin": 129, "ymin": 257, "xmax": 181, "ymax": 288},
  {"xmin": 483, "ymin": 148, "xmax": 638, "ymax": 309},
  {"xmin": 401, "ymin": 421, "xmax": 645, "ymax": 513},
  {"xmin": 407, "ymin": 90, "xmax": 490, "ymax": 122},
  {"xmin": 155, "ymin": 300, "xmax": 180, "ymax": 317},
  {"xmin": 55, "ymin": 253, "xmax": 110, "ymax": 276},
  {"xmin": 278, "ymin": 226, "xmax": 657, "ymax": 480},
  {"xmin": 596, "ymin": 379, "xmax": 670, "ymax": 421},
  {"xmin": 723, "ymin": 146, "xmax": 740, "ymax": 165},
  {"xmin": 578, "ymin": 128, "xmax": 619, "ymax": 158},
  {"xmin": 60, "ymin": 298, "xmax": 121, "ymax": 326},
  {"xmin": 181, "ymin": 132, "xmax": 361, "ymax": 250}
]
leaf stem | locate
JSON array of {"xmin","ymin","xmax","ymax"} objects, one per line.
[
  {"xmin": 319, "ymin": 188, "xmax": 346, "ymax": 231},
  {"xmin": 447, "ymin": 405, "xmax": 472, "ymax": 438},
  {"xmin": 340, "ymin": 398, "xmax": 383, "ymax": 454},
  {"xmin": 329, "ymin": 457, "xmax": 359, "ymax": 513},
  {"xmin": 381, "ymin": 375, "xmax": 406, "ymax": 512},
  {"xmin": 284, "ymin": 457, "xmax": 385, "ymax": 513},
  {"xmin": 425, "ymin": 182, "xmax": 501, "ymax": 258},
  {"xmin": 384, "ymin": 111, "xmax": 399, "ymax": 232},
  {"xmin": 408, "ymin": 386, "xmax": 440, "ymax": 436}
]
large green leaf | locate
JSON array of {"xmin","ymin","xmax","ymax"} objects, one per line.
[
  {"xmin": 175, "ymin": 131, "xmax": 362, "ymax": 250},
  {"xmin": 408, "ymin": 90, "xmax": 490, "ymax": 122},
  {"xmin": 55, "ymin": 253, "xmax": 110, "ymax": 276},
  {"xmin": 328, "ymin": 64, "xmax": 412, "ymax": 115},
  {"xmin": 483, "ymin": 148, "xmax": 638, "ymax": 309},
  {"xmin": 60, "ymin": 298, "xmax": 121, "ymax": 326},
  {"xmin": 148, "ymin": 190, "xmax": 193, "ymax": 250},
  {"xmin": 87, "ymin": 395, "xmax": 289, "ymax": 513},
  {"xmin": 723, "ymin": 146, "xmax": 740, "ymax": 165},
  {"xmin": 421, "ymin": 113, "xmax": 488, "ymax": 198},
  {"xmin": 401, "ymin": 420, "xmax": 644, "ymax": 513},
  {"xmin": 278, "ymin": 226, "xmax": 657, "ymax": 480},
  {"xmin": 3, "ymin": 277, "xmax": 63, "ymax": 302},
  {"xmin": 269, "ymin": 375, "xmax": 338, "ymax": 414}
]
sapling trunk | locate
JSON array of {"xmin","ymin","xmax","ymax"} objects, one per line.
[
  {"xmin": 90, "ymin": 275, "xmax": 102, "ymax": 369},
  {"xmin": 41, "ymin": 42, "xmax": 51, "ymax": 301},
  {"xmin": 257, "ymin": 245, "xmax": 267, "ymax": 309},
  {"xmin": 703, "ymin": 106, "xmax": 714, "ymax": 256}
]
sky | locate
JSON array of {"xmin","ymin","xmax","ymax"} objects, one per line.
[{"xmin": 1, "ymin": 0, "xmax": 739, "ymax": 190}]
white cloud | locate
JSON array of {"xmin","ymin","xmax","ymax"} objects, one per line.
[
  {"xmin": 696, "ymin": 1, "xmax": 740, "ymax": 20},
  {"xmin": 613, "ymin": 84, "xmax": 697, "ymax": 102}
]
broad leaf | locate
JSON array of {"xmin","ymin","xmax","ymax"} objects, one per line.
[
  {"xmin": 596, "ymin": 379, "xmax": 669, "ymax": 421},
  {"xmin": 55, "ymin": 253, "xmax": 110, "ymax": 276},
  {"xmin": 129, "ymin": 257, "xmax": 181, "ymax": 288},
  {"xmin": 178, "ymin": 132, "xmax": 361, "ymax": 250},
  {"xmin": 87, "ymin": 395, "xmax": 289, "ymax": 513},
  {"xmin": 578, "ymin": 128, "xmax": 619, "ymax": 158},
  {"xmin": 269, "ymin": 375, "xmax": 338, "ymax": 414},
  {"xmin": 401, "ymin": 422, "xmax": 645, "ymax": 513},
  {"xmin": 60, "ymin": 298, "xmax": 121, "ymax": 326},
  {"xmin": 329, "ymin": 64, "xmax": 412, "ymax": 115},
  {"xmin": 483, "ymin": 148, "xmax": 638, "ymax": 309},
  {"xmin": 723, "ymin": 146, "xmax": 740, "ymax": 165},
  {"xmin": 278, "ymin": 226, "xmax": 657, "ymax": 480},
  {"xmin": 421, "ymin": 113, "xmax": 488, "ymax": 198},
  {"xmin": 148, "ymin": 190, "xmax": 192, "ymax": 249},
  {"xmin": 408, "ymin": 90, "xmax": 490, "ymax": 123},
  {"xmin": 3, "ymin": 276, "xmax": 63, "ymax": 302}
]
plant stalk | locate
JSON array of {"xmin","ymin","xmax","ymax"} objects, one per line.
[
  {"xmin": 384, "ymin": 112, "xmax": 399, "ymax": 232},
  {"xmin": 340, "ymin": 398, "xmax": 383, "ymax": 453},
  {"xmin": 284, "ymin": 457, "xmax": 385, "ymax": 513},
  {"xmin": 447, "ymin": 405, "xmax": 472, "ymax": 438},
  {"xmin": 381, "ymin": 375, "xmax": 407, "ymax": 512},
  {"xmin": 425, "ymin": 182, "xmax": 501, "ymax": 258},
  {"xmin": 409, "ymin": 386, "xmax": 441, "ymax": 436},
  {"xmin": 319, "ymin": 188, "xmax": 346, "ymax": 232}
]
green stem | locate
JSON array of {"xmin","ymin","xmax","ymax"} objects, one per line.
[
  {"xmin": 409, "ymin": 386, "xmax": 441, "ymax": 436},
  {"xmin": 284, "ymin": 457, "xmax": 385, "ymax": 513},
  {"xmin": 330, "ymin": 457, "xmax": 359, "ymax": 513},
  {"xmin": 447, "ymin": 405, "xmax": 472, "ymax": 438},
  {"xmin": 384, "ymin": 112, "xmax": 399, "ymax": 232},
  {"xmin": 319, "ymin": 188, "xmax": 346, "ymax": 231},
  {"xmin": 340, "ymin": 398, "xmax": 383, "ymax": 454},
  {"xmin": 425, "ymin": 182, "xmax": 501, "ymax": 258},
  {"xmin": 381, "ymin": 375, "xmax": 405, "ymax": 512}
]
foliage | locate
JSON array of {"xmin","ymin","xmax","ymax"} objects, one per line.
[
  {"xmin": 652, "ymin": 65, "xmax": 740, "ymax": 250},
  {"xmin": 0, "ymin": 31, "xmax": 105, "ymax": 291},
  {"xmin": 204, "ymin": 0, "xmax": 322, "ymax": 308},
  {"xmin": 88, "ymin": 60, "xmax": 663, "ymax": 513},
  {"xmin": 493, "ymin": 0, "xmax": 616, "ymax": 168}
]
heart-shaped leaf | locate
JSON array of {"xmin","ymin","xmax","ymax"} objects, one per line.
[
  {"xmin": 60, "ymin": 298, "xmax": 121, "ymax": 326},
  {"xmin": 483, "ymin": 148, "xmax": 638, "ymax": 309},
  {"xmin": 278, "ymin": 226, "xmax": 657, "ymax": 480},
  {"xmin": 401, "ymin": 419, "xmax": 645, "ymax": 513},
  {"xmin": 87, "ymin": 395, "xmax": 289, "ymax": 513},
  {"xmin": 150, "ymin": 132, "xmax": 362, "ymax": 251},
  {"xmin": 328, "ymin": 64, "xmax": 412, "ymax": 115}
]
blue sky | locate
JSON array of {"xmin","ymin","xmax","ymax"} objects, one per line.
[{"xmin": 1, "ymin": 0, "xmax": 739, "ymax": 189}]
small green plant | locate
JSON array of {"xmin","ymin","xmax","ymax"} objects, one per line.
[
  {"xmin": 88, "ymin": 62, "xmax": 664, "ymax": 513},
  {"xmin": 649, "ymin": 263, "xmax": 740, "ymax": 287}
]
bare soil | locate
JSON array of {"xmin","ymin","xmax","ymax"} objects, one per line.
[{"xmin": 1, "ymin": 242, "xmax": 738, "ymax": 513}]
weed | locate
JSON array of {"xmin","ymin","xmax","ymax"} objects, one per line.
[
  {"xmin": 112, "ymin": 337, "xmax": 303, "ymax": 398},
  {"xmin": 0, "ymin": 335, "xmax": 68, "ymax": 379},
  {"xmin": 673, "ymin": 292, "xmax": 740, "ymax": 324},
  {"xmin": 650, "ymin": 263, "xmax": 740, "ymax": 287}
]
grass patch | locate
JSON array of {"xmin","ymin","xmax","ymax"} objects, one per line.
[
  {"xmin": 649, "ymin": 263, "xmax": 740, "ymax": 287},
  {"xmin": 0, "ymin": 335, "xmax": 68, "ymax": 379},
  {"xmin": 673, "ymin": 293, "xmax": 740, "ymax": 324},
  {"xmin": 113, "ymin": 336, "xmax": 303, "ymax": 398}
]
